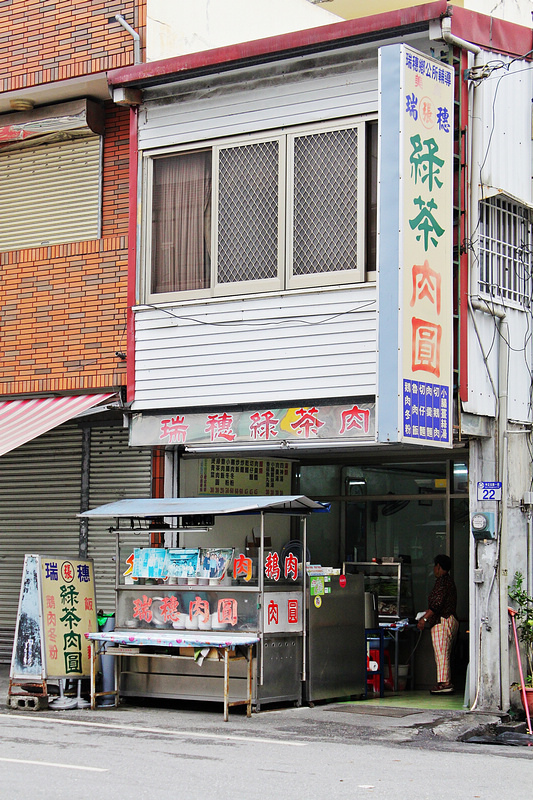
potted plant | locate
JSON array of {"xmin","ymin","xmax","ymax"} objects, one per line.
[{"xmin": 508, "ymin": 572, "xmax": 533, "ymax": 715}]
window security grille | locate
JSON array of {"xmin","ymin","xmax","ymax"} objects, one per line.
[
  {"xmin": 478, "ymin": 196, "xmax": 533, "ymax": 308},
  {"xmin": 292, "ymin": 127, "xmax": 359, "ymax": 276},
  {"xmin": 217, "ymin": 140, "xmax": 279, "ymax": 284},
  {"xmin": 148, "ymin": 120, "xmax": 370, "ymax": 299}
]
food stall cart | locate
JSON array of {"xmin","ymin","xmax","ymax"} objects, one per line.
[{"xmin": 80, "ymin": 496, "xmax": 366, "ymax": 717}]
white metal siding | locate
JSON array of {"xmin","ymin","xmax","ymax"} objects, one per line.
[
  {"xmin": 0, "ymin": 426, "xmax": 83, "ymax": 662},
  {"xmin": 464, "ymin": 306, "xmax": 532, "ymax": 423},
  {"xmin": 476, "ymin": 52, "xmax": 533, "ymax": 206},
  {"xmin": 0, "ymin": 136, "xmax": 101, "ymax": 251},
  {"xmin": 138, "ymin": 57, "xmax": 378, "ymax": 151},
  {"xmin": 133, "ymin": 286, "xmax": 377, "ymax": 409},
  {"xmin": 87, "ymin": 427, "xmax": 152, "ymax": 615}
]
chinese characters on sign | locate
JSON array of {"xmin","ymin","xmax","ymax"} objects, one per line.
[
  {"xmin": 126, "ymin": 553, "xmax": 304, "ymax": 633},
  {"xmin": 130, "ymin": 403, "xmax": 375, "ymax": 448},
  {"xmin": 403, "ymin": 379, "xmax": 449, "ymax": 441},
  {"xmin": 401, "ymin": 46, "xmax": 453, "ymax": 446},
  {"xmin": 199, "ymin": 458, "xmax": 291, "ymax": 496},
  {"xmin": 131, "ymin": 593, "xmax": 241, "ymax": 627},
  {"xmin": 263, "ymin": 594, "xmax": 302, "ymax": 632},
  {"xmin": 41, "ymin": 557, "xmax": 97, "ymax": 679}
]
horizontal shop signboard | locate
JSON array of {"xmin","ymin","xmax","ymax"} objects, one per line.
[{"xmin": 130, "ymin": 402, "xmax": 375, "ymax": 447}]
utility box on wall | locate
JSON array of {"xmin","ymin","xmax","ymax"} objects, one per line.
[{"xmin": 471, "ymin": 512, "xmax": 496, "ymax": 541}]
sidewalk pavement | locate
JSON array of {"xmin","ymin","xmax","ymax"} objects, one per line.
[{"xmin": 0, "ymin": 664, "xmax": 509, "ymax": 749}]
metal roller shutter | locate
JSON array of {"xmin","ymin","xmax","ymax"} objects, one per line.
[
  {"xmin": 0, "ymin": 426, "xmax": 83, "ymax": 662},
  {"xmin": 88, "ymin": 427, "xmax": 152, "ymax": 615},
  {"xmin": 0, "ymin": 423, "xmax": 152, "ymax": 663},
  {"xmin": 0, "ymin": 136, "xmax": 101, "ymax": 251}
]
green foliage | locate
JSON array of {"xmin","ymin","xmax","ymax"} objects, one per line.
[{"xmin": 509, "ymin": 572, "xmax": 533, "ymax": 680}]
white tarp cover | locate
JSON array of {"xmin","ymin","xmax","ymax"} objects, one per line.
[{"xmin": 79, "ymin": 496, "xmax": 329, "ymax": 518}]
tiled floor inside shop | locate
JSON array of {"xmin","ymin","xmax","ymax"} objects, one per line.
[{"xmin": 360, "ymin": 689, "xmax": 467, "ymax": 711}]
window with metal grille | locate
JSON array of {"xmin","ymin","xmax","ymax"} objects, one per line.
[
  {"xmin": 478, "ymin": 196, "xmax": 533, "ymax": 308},
  {"xmin": 147, "ymin": 119, "xmax": 375, "ymax": 300}
]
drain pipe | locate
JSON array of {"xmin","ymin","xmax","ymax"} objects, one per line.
[
  {"xmin": 498, "ymin": 316, "xmax": 510, "ymax": 712},
  {"xmin": 439, "ymin": 17, "xmax": 505, "ymax": 711},
  {"xmin": 440, "ymin": 16, "xmax": 481, "ymax": 57},
  {"xmin": 441, "ymin": 16, "xmax": 512, "ymax": 712},
  {"xmin": 114, "ymin": 14, "xmax": 142, "ymax": 65}
]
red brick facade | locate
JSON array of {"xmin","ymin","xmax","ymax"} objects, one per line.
[
  {"xmin": 0, "ymin": 2, "xmax": 146, "ymax": 397},
  {"xmin": 0, "ymin": 1, "xmax": 146, "ymax": 91}
]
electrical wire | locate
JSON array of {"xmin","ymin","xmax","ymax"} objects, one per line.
[{"xmin": 141, "ymin": 299, "xmax": 377, "ymax": 329}]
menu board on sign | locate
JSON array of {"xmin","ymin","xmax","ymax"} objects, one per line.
[
  {"xmin": 40, "ymin": 556, "xmax": 97, "ymax": 679},
  {"xmin": 199, "ymin": 458, "xmax": 292, "ymax": 496}
]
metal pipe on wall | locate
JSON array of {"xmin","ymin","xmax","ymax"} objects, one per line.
[{"xmin": 498, "ymin": 317, "xmax": 510, "ymax": 711}]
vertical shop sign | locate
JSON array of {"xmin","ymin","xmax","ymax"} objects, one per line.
[
  {"xmin": 10, "ymin": 555, "xmax": 97, "ymax": 682},
  {"xmin": 378, "ymin": 44, "xmax": 454, "ymax": 447},
  {"xmin": 41, "ymin": 557, "xmax": 97, "ymax": 678}
]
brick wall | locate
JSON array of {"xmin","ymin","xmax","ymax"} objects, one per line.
[
  {"xmin": 0, "ymin": 0, "xmax": 146, "ymax": 92},
  {"xmin": 0, "ymin": 103, "xmax": 131, "ymax": 395}
]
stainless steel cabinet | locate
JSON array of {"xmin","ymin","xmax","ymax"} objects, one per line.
[{"xmin": 305, "ymin": 572, "xmax": 366, "ymax": 703}]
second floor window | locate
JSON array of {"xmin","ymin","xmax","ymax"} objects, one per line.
[
  {"xmin": 478, "ymin": 195, "xmax": 533, "ymax": 309},
  {"xmin": 146, "ymin": 119, "xmax": 376, "ymax": 301}
]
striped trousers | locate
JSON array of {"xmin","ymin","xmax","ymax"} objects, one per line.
[{"xmin": 431, "ymin": 615, "xmax": 459, "ymax": 683}]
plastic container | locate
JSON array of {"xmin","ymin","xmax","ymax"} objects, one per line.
[{"xmin": 398, "ymin": 664, "xmax": 409, "ymax": 691}]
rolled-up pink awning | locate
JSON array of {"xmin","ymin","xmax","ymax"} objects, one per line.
[{"xmin": 0, "ymin": 394, "xmax": 116, "ymax": 456}]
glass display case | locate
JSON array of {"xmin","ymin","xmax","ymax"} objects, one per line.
[{"xmin": 343, "ymin": 561, "xmax": 414, "ymax": 621}]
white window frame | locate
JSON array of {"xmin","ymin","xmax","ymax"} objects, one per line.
[
  {"xmin": 286, "ymin": 120, "xmax": 365, "ymax": 290},
  {"xmin": 211, "ymin": 133, "xmax": 285, "ymax": 297},
  {"xmin": 143, "ymin": 117, "xmax": 369, "ymax": 304},
  {"xmin": 478, "ymin": 195, "xmax": 533, "ymax": 309}
]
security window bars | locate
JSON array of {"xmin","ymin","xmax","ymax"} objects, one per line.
[
  {"xmin": 216, "ymin": 140, "xmax": 280, "ymax": 284},
  {"xmin": 291, "ymin": 127, "xmax": 359, "ymax": 277},
  {"xmin": 478, "ymin": 196, "xmax": 533, "ymax": 308},
  {"xmin": 148, "ymin": 120, "xmax": 374, "ymax": 300}
]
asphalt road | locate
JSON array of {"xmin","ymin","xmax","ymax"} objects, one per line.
[{"xmin": 1, "ymin": 703, "xmax": 533, "ymax": 800}]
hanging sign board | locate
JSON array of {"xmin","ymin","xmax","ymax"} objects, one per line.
[
  {"xmin": 377, "ymin": 44, "xmax": 454, "ymax": 447},
  {"xmin": 10, "ymin": 554, "xmax": 97, "ymax": 681}
]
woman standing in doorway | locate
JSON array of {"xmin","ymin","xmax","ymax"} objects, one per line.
[{"xmin": 417, "ymin": 554, "xmax": 459, "ymax": 694}]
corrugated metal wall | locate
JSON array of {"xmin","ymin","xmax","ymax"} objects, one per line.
[
  {"xmin": 476, "ymin": 52, "xmax": 533, "ymax": 206},
  {"xmin": 139, "ymin": 51, "xmax": 379, "ymax": 150},
  {"xmin": 133, "ymin": 45, "xmax": 393, "ymax": 412},
  {"xmin": 88, "ymin": 427, "xmax": 152, "ymax": 614},
  {"xmin": 0, "ymin": 426, "xmax": 83, "ymax": 662},
  {"xmin": 133, "ymin": 285, "xmax": 377, "ymax": 410},
  {"xmin": 0, "ymin": 424, "xmax": 152, "ymax": 663}
]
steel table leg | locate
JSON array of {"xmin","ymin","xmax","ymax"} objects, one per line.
[
  {"xmin": 90, "ymin": 642, "xmax": 96, "ymax": 710},
  {"xmin": 247, "ymin": 645, "xmax": 253, "ymax": 717},
  {"xmin": 223, "ymin": 647, "xmax": 229, "ymax": 722}
]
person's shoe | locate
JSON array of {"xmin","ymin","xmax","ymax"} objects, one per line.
[{"xmin": 430, "ymin": 682, "xmax": 454, "ymax": 694}]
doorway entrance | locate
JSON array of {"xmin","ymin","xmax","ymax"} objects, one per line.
[{"xmin": 298, "ymin": 457, "xmax": 469, "ymax": 697}]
